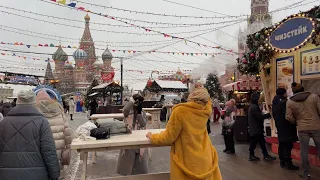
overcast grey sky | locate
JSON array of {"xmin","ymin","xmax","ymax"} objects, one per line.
[{"xmin": 0, "ymin": 0, "xmax": 318, "ymax": 86}]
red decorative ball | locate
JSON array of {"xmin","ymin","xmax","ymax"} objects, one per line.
[
  {"xmin": 250, "ymin": 53, "xmax": 255, "ymax": 57},
  {"xmin": 147, "ymin": 80, "xmax": 153, "ymax": 87},
  {"xmin": 242, "ymin": 59, "xmax": 247, "ymax": 64}
]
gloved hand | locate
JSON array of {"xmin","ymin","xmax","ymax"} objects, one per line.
[{"xmin": 263, "ymin": 113, "xmax": 271, "ymax": 119}]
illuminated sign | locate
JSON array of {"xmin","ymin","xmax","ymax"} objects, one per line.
[{"xmin": 269, "ymin": 17, "xmax": 315, "ymax": 51}]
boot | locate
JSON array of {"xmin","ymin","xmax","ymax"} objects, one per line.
[
  {"xmin": 70, "ymin": 114, "xmax": 73, "ymax": 121},
  {"xmin": 264, "ymin": 155, "xmax": 276, "ymax": 161},
  {"xmin": 223, "ymin": 149, "xmax": 228, "ymax": 153},
  {"xmin": 286, "ymin": 162, "xmax": 299, "ymax": 170},
  {"xmin": 249, "ymin": 155, "xmax": 260, "ymax": 161},
  {"xmin": 226, "ymin": 150, "xmax": 235, "ymax": 154},
  {"xmin": 299, "ymin": 170, "xmax": 311, "ymax": 179},
  {"xmin": 280, "ymin": 160, "xmax": 286, "ymax": 168}
]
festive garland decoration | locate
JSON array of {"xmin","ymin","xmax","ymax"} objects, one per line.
[
  {"xmin": 0, "ymin": 24, "xmax": 181, "ymax": 45},
  {"xmin": 46, "ymin": 0, "xmax": 316, "ymax": 20},
  {"xmin": 0, "ymin": 5, "xmax": 245, "ymax": 28},
  {"xmin": 0, "ymin": 8, "xmax": 241, "ymax": 35},
  {"xmin": 0, "ymin": 41, "xmax": 228, "ymax": 56},
  {"xmin": 237, "ymin": 5, "xmax": 320, "ymax": 75},
  {"xmin": 40, "ymin": 0, "xmax": 240, "ymax": 54}
]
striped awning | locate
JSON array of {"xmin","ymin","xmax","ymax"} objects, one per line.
[{"xmin": 222, "ymin": 80, "xmax": 262, "ymax": 91}]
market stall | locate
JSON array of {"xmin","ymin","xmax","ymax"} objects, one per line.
[
  {"xmin": 236, "ymin": 6, "xmax": 320, "ymax": 166},
  {"xmin": 92, "ymin": 81, "xmax": 124, "ymax": 113},
  {"xmin": 144, "ymin": 80, "xmax": 188, "ymax": 99},
  {"xmin": 222, "ymin": 80, "xmax": 263, "ymax": 141}
]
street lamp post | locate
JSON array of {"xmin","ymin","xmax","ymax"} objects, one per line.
[
  {"xmin": 120, "ymin": 58, "xmax": 123, "ymax": 105},
  {"xmin": 187, "ymin": 78, "xmax": 190, "ymax": 92}
]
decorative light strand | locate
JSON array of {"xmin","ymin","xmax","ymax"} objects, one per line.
[
  {"xmin": 73, "ymin": 0, "xmax": 240, "ymax": 19},
  {"xmin": 40, "ymin": 1, "xmax": 241, "ymax": 54},
  {"xmin": 0, "ymin": 41, "xmax": 226, "ymax": 56},
  {"xmin": 0, "ymin": 25, "xmax": 179, "ymax": 48},
  {"xmin": 0, "ymin": 5, "xmax": 244, "ymax": 28},
  {"xmin": 70, "ymin": 0, "xmax": 316, "ymax": 19}
]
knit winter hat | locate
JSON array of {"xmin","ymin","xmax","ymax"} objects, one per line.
[
  {"xmin": 291, "ymin": 82, "xmax": 304, "ymax": 93},
  {"xmin": 17, "ymin": 90, "xmax": 36, "ymax": 105},
  {"xmin": 188, "ymin": 87, "xmax": 210, "ymax": 105},
  {"xmin": 276, "ymin": 88, "xmax": 287, "ymax": 96},
  {"xmin": 36, "ymin": 90, "xmax": 51, "ymax": 102},
  {"xmin": 194, "ymin": 82, "xmax": 203, "ymax": 88}
]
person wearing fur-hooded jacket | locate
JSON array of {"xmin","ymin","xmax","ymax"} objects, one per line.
[{"xmin": 35, "ymin": 90, "xmax": 72, "ymax": 179}]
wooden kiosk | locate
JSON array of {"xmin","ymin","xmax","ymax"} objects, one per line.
[{"xmin": 237, "ymin": 6, "xmax": 320, "ymax": 167}]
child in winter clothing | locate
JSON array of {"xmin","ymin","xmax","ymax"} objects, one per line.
[{"xmin": 222, "ymin": 100, "xmax": 236, "ymax": 154}]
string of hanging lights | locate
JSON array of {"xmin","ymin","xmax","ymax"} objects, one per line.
[{"xmin": 0, "ymin": 5, "xmax": 245, "ymax": 28}]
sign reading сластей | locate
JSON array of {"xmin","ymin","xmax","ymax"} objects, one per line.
[{"xmin": 269, "ymin": 17, "xmax": 314, "ymax": 50}]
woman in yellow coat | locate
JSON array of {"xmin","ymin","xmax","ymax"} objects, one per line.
[{"xmin": 146, "ymin": 87, "xmax": 222, "ymax": 180}]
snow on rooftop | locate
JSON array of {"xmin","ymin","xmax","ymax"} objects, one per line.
[
  {"xmin": 130, "ymin": 82, "xmax": 146, "ymax": 91},
  {"xmin": 0, "ymin": 84, "xmax": 36, "ymax": 96},
  {"xmin": 155, "ymin": 80, "xmax": 187, "ymax": 89}
]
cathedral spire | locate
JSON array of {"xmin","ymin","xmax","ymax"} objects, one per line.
[
  {"xmin": 81, "ymin": 13, "xmax": 93, "ymax": 42},
  {"xmin": 45, "ymin": 60, "xmax": 54, "ymax": 81},
  {"xmin": 79, "ymin": 13, "xmax": 96, "ymax": 62}
]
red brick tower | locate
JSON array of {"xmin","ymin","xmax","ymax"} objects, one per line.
[
  {"xmin": 249, "ymin": 0, "xmax": 271, "ymax": 25},
  {"xmin": 79, "ymin": 13, "xmax": 96, "ymax": 82},
  {"xmin": 238, "ymin": 0, "xmax": 271, "ymax": 57}
]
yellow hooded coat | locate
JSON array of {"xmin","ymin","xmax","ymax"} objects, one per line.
[{"xmin": 150, "ymin": 101, "xmax": 222, "ymax": 180}]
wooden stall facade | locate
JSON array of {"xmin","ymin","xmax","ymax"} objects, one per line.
[{"xmin": 256, "ymin": 12, "xmax": 320, "ymax": 166}]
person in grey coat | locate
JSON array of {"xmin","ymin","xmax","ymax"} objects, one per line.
[
  {"xmin": 116, "ymin": 94, "xmax": 148, "ymax": 175},
  {"xmin": 0, "ymin": 90, "xmax": 60, "ymax": 180}
]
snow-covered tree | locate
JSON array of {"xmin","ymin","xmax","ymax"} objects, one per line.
[{"xmin": 204, "ymin": 73, "xmax": 224, "ymax": 101}]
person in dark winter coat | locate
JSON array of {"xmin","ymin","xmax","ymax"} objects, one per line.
[
  {"xmin": 0, "ymin": 99, "xmax": 12, "ymax": 117},
  {"xmin": 272, "ymin": 88, "xmax": 299, "ymax": 170},
  {"xmin": 11, "ymin": 98, "xmax": 17, "ymax": 107},
  {"xmin": 248, "ymin": 92, "xmax": 276, "ymax": 161},
  {"xmin": 0, "ymin": 90, "xmax": 60, "ymax": 180},
  {"xmin": 207, "ymin": 119, "xmax": 211, "ymax": 134},
  {"xmin": 89, "ymin": 98, "xmax": 98, "ymax": 116}
]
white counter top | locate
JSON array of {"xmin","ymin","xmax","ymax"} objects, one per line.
[{"xmin": 71, "ymin": 129, "xmax": 165, "ymax": 150}]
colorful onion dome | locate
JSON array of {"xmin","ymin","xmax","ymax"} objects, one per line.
[
  {"xmin": 93, "ymin": 58, "xmax": 104, "ymax": 68},
  {"xmin": 64, "ymin": 62, "xmax": 73, "ymax": 69},
  {"xmin": 102, "ymin": 47, "xmax": 113, "ymax": 61},
  {"xmin": 73, "ymin": 48, "xmax": 88, "ymax": 60},
  {"xmin": 52, "ymin": 46, "xmax": 68, "ymax": 62}
]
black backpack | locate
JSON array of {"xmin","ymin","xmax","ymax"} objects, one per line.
[{"xmin": 90, "ymin": 128, "xmax": 111, "ymax": 139}]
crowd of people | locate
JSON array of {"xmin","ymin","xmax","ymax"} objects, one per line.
[
  {"xmin": 218, "ymin": 82, "xmax": 320, "ymax": 179},
  {"xmin": 0, "ymin": 81, "xmax": 319, "ymax": 180}
]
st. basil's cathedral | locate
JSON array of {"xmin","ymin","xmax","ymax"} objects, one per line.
[{"xmin": 51, "ymin": 13, "xmax": 115, "ymax": 94}]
